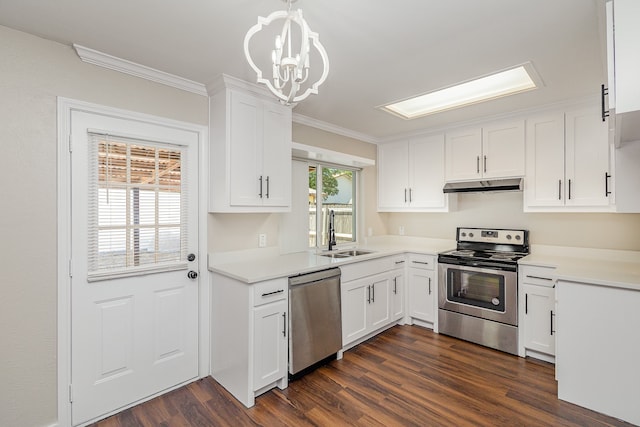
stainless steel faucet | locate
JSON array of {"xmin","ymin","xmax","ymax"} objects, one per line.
[{"xmin": 328, "ymin": 210, "xmax": 337, "ymax": 251}]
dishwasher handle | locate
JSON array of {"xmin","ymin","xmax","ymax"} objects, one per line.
[{"xmin": 289, "ymin": 268, "xmax": 341, "ymax": 286}]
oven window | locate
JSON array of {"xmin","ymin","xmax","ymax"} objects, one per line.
[{"xmin": 446, "ymin": 269, "xmax": 506, "ymax": 312}]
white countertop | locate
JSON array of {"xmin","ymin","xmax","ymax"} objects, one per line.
[
  {"xmin": 520, "ymin": 245, "xmax": 640, "ymax": 291},
  {"xmin": 208, "ymin": 236, "xmax": 455, "ymax": 283},
  {"xmin": 209, "ymin": 237, "xmax": 640, "ymax": 290}
]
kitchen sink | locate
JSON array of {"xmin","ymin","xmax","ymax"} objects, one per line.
[{"xmin": 318, "ymin": 249, "xmax": 375, "ymax": 258}]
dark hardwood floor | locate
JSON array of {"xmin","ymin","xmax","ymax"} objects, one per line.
[{"xmin": 91, "ymin": 325, "xmax": 632, "ymax": 426}]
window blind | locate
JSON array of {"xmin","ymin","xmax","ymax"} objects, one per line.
[{"xmin": 87, "ymin": 132, "xmax": 188, "ymax": 281}]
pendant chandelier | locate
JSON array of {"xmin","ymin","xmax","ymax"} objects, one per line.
[{"xmin": 244, "ymin": 0, "xmax": 329, "ymax": 106}]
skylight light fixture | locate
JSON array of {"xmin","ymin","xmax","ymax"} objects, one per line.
[{"xmin": 380, "ymin": 63, "xmax": 542, "ymax": 119}]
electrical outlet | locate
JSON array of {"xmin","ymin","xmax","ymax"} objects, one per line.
[
  {"xmin": 259, "ymin": 233, "xmax": 267, "ymax": 247},
  {"xmin": 399, "ymin": 226, "xmax": 405, "ymax": 236}
]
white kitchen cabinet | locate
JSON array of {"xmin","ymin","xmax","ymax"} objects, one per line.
[
  {"xmin": 377, "ymin": 134, "xmax": 451, "ymax": 212},
  {"xmin": 518, "ymin": 265, "xmax": 556, "ymax": 362},
  {"xmin": 253, "ymin": 299, "xmax": 288, "ymax": 390},
  {"xmin": 524, "ymin": 106, "xmax": 612, "ymax": 211},
  {"xmin": 605, "ymin": 0, "xmax": 640, "ymax": 144},
  {"xmin": 341, "ymin": 272, "xmax": 391, "ymax": 346},
  {"xmin": 390, "ymin": 261, "xmax": 405, "ymax": 321},
  {"xmin": 445, "ymin": 120, "xmax": 524, "ymax": 182},
  {"xmin": 556, "ymin": 279, "xmax": 640, "ymax": 426},
  {"xmin": 340, "ymin": 256, "xmax": 406, "ymax": 348},
  {"xmin": 407, "ymin": 254, "xmax": 436, "ymax": 329},
  {"xmin": 211, "ymin": 274, "xmax": 288, "ymax": 407},
  {"xmin": 209, "ymin": 76, "xmax": 292, "ymax": 212}
]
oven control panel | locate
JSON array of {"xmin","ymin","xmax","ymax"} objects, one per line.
[{"xmin": 458, "ymin": 228, "xmax": 526, "ymax": 245}]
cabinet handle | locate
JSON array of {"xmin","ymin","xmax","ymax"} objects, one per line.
[
  {"xmin": 258, "ymin": 175, "xmax": 263, "ymax": 198},
  {"xmin": 601, "ymin": 84, "xmax": 610, "ymax": 122},
  {"xmin": 568, "ymin": 179, "xmax": 572, "ymax": 200},
  {"xmin": 558, "ymin": 180, "xmax": 562, "ymax": 200},
  {"xmin": 550, "ymin": 311, "xmax": 555, "ymax": 335},
  {"xmin": 395, "ymin": 260, "xmax": 405, "ymax": 265},
  {"xmin": 484, "ymin": 155, "xmax": 487, "ymax": 173},
  {"xmin": 393, "ymin": 277, "xmax": 397, "ymax": 295},
  {"xmin": 605, "ymin": 172, "xmax": 611, "ymax": 197},
  {"xmin": 371, "ymin": 283, "xmax": 375, "ymax": 303},
  {"xmin": 367, "ymin": 285, "xmax": 371, "ymax": 304},
  {"xmin": 282, "ymin": 312, "xmax": 287, "ymax": 337},
  {"xmin": 412, "ymin": 261, "xmax": 429, "ymax": 265},
  {"xmin": 476, "ymin": 156, "xmax": 480, "ymax": 174},
  {"xmin": 404, "ymin": 188, "xmax": 407, "ymax": 203},
  {"xmin": 261, "ymin": 289, "xmax": 284, "ymax": 297},
  {"xmin": 525, "ymin": 293, "xmax": 528, "ymax": 315},
  {"xmin": 428, "ymin": 277, "xmax": 431, "ymax": 295},
  {"xmin": 265, "ymin": 176, "xmax": 270, "ymax": 199},
  {"xmin": 409, "ymin": 188, "xmax": 413, "ymax": 203},
  {"xmin": 525, "ymin": 275, "xmax": 552, "ymax": 281}
]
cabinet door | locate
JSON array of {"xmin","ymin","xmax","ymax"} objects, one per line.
[
  {"xmin": 565, "ymin": 107, "xmax": 610, "ymax": 207},
  {"xmin": 253, "ymin": 299, "xmax": 288, "ymax": 390},
  {"xmin": 391, "ymin": 271, "xmax": 404, "ymax": 321},
  {"xmin": 482, "ymin": 120, "xmax": 525, "ymax": 179},
  {"xmin": 261, "ymin": 103, "xmax": 292, "ymax": 208},
  {"xmin": 341, "ymin": 277, "xmax": 369, "ymax": 345},
  {"xmin": 524, "ymin": 113, "xmax": 566, "ymax": 207},
  {"xmin": 409, "ymin": 135, "xmax": 447, "ymax": 208},
  {"xmin": 445, "ymin": 128, "xmax": 482, "ymax": 181},
  {"xmin": 378, "ymin": 141, "xmax": 409, "ymax": 209},
  {"xmin": 408, "ymin": 268, "xmax": 435, "ymax": 322},
  {"xmin": 229, "ymin": 91, "xmax": 263, "ymax": 207},
  {"xmin": 368, "ymin": 276, "xmax": 391, "ymax": 331},
  {"xmin": 523, "ymin": 284, "xmax": 555, "ymax": 356}
]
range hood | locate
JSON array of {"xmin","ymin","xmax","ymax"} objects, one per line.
[{"xmin": 443, "ymin": 178, "xmax": 523, "ymax": 194}]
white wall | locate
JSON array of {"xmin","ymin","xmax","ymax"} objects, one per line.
[
  {"xmin": 0, "ymin": 25, "xmax": 207, "ymax": 427},
  {"xmin": 384, "ymin": 192, "xmax": 640, "ymax": 250}
]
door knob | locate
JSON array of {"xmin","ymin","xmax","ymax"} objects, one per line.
[
  {"xmin": 187, "ymin": 270, "xmax": 198, "ymax": 280},
  {"xmin": 187, "ymin": 253, "xmax": 196, "ymax": 262}
]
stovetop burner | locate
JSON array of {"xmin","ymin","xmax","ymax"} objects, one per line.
[{"xmin": 439, "ymin": 227, "xmax": 530, "ymax": 265}]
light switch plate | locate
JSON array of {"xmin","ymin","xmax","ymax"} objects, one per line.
[{"xmin": 259, "ymin": 233, "xmax": 267, "ymax": 247}]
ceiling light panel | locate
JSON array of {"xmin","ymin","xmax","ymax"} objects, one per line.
[{"xmin": 381, "ymin": 63, "xmax": 542, "ymax": 119}]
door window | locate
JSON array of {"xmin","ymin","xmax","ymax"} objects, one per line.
[{"xmin": 87, "ymin": 133, "xmax": 188, "ymax": 280}]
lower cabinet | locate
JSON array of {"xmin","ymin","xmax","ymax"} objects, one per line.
[
  {"xmin": 407, "ymin": 254, "xmax": 437, "ymax": 329},
  {"xmin": 211, "ymin": 273, "xmax": 288, "ymax": 408},
  {"xmin": 340, "ymin": 255, "xmax": 405, "ymax": 348},
  {"xmin": 253, "ymin": 299, "xmax": 288, "ymax": 391},
  {"xmin": 518, "ymin": 265, "xmax": 556, "ymax": 361}
]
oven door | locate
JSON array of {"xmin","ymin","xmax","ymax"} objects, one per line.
[{"xmin": 438, "ymin": 262, "xmax": 517, "ymax": 326}]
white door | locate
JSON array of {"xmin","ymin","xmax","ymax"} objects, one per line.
[{"xmin": 70, "ymin": 110, "xmax": 199, "ymax": 425}]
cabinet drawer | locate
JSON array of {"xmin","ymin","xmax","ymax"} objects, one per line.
[
  {"xmin": 408, "ymin": 253, "xmax": 435, "ymax": 270},
  {"xmin": 253, "ymin": 278, "xmax": 287, "ymax": 306},
  {"xmin": 340, "ymin": 256, "xmax": 397, "ymax": 282},
  {"xmin": 391, "ymin": 255, "xmax": 407, "ymax": 270},
  {"xmin": 520, "ymin": 266, "xmax": 556, "ymax": 287}
]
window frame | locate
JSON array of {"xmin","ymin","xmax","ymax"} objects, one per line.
[{"xmin": 307, "ymin": 161, "xmax": 359, "ymax": 250}]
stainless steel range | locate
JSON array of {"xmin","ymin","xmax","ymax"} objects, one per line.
[{"xmin": 438, "ymin": 227, "xmax": 529, "ymax": 355}]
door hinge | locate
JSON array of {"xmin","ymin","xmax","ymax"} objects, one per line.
[
  {"xmin": 69, "ymin": 384, "xmax": 73, "ymax": 403},
  {"xmin": 68, "ymin": 134, "xmax": 73, "ymax": 153}
]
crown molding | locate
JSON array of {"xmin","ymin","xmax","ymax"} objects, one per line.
[
  {"xmin": 73, "ymin": 44, "xmax": 208, "ymax": 96},
  {"xmin": 292, "ymin": 113, "xmax": 380, "ymax": 145}
]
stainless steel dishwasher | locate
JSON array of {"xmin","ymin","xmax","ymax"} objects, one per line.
[{"xmin": 288, "ymin": 268, "xmax": 342, "ymax": 376}]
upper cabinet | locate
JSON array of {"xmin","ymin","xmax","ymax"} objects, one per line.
[
  {"xmin": 524, "ymin": 106, "xmax": 612, "ymax": 211},
  {"xmin": 606, "ymin": 0, "xmax": 640, "ymax": 144},
  {"xmin": 209, "ymin": 76, "xmax": 292, "ymax": 212},
  {"xmin": 378, "ymin": 134, "xmax": 452, "ymax": 212},
  {"xmin": 445, "ymin": 120, "xmax": 525, "ymax": 182}
]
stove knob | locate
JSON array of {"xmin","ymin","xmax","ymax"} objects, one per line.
[
  {"xmin": 461, "ymin": 232, "xmax": 467, "ymax": 237},
  {"xmin": 469, "ymin": 232, "xmax": 474, "ymax": 238},
  {"xmin": 506, "ymin": 234, "xmax": 512, "ymax": 240},
  {"xmin": 515, "ymin": 235, "xmax": 521, "ymax": 241}
]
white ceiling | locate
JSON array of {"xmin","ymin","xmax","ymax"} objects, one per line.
[{"xmin": 0, "ymin": 0, "xmax": 607, "ymax": 141}]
